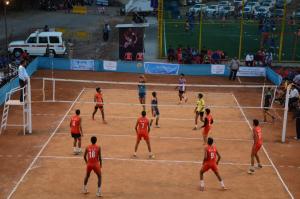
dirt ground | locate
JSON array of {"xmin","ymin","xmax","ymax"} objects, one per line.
[{"xmin": 0, "ymin": 70, "xmax": 300, "ymax": 199}]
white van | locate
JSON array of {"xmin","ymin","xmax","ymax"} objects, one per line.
[{"xmin": 8, "ymin": 31, "xmax": 67, "ymax": 57}]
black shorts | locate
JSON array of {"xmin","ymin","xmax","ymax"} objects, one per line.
[
  {"xmin": 139, "ymin": 93, "xmax": 146, "ymax": 99},
  {"xmin": 152, "ymin": 108, "xmax": 160, "ymax": 116},
  {"xmin": 179, "ymin": 90, "xmax": 185, "ymax": 95},
  {"xmin": 71, "ymin": 133, "xmax": 81, "ymax": 139},
  {"xmin": 197, "ymin": 111, "xmax": 204, "ymax": 117},
  {"xmin": 95, "ymin": 105, "xmax": 104, "ymax": 110}
]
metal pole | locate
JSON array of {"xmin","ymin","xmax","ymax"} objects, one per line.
[
  {"xmin": 238, "ymin": 0, "xmax": 245, "ymax": 60},
  {"xmin": 282, "ymin": 86, "xmax": 290, "ymax": 143},
  {"xmin": 278, "ymin": 0, "xmax": 287, "ymax": 62},
  {"xmin": 4, "ymin": 3, "xmax": 8, "ymax": 57},
  {"xmin": 198, "ymin": 11, "xmax": 203, "ymax": 52}
]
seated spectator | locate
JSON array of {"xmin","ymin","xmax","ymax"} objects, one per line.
[
  {"xmin": 167, "ymin": 46, "xmax": 175, "ymax": 62},
  {"xmin": 265, "ymin": 52, "xmax": 273, "ymax": 67},
  {"xmin": 184, "ymin": 20, "xmax": 190, "ymax": 32},
  {"xmin": 21, "ymin": 50, "xmax": 30, "ymax": 62},
  {"xmin": 293, "ymin": 74, "xmax": 300, "ymax": 86},
  {"xmin": 211, "ymin": 51, "xmax": 220, "ymax": 64},
  {"xmin": 177, "ymin": 47, "xmax": 183, "ymax": 64}
]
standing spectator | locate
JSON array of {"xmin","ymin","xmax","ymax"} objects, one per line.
[
  {"xmin": 245, "ymin": 53, "xmax": 252, "ymax": 66},
  {"xmin": 167, "ymin": 46, "xmax": 175, "ymax": 62},
  {"xmin": 229, "ymin": 57, "xmax": 240, "ymax": 81},
  {"xmin": 18, "ymin": 60, "xmax": 29, "ymax": 102},
  {"xmin": 103, "ymin": 23, "xmax": 111, "ymax": 42},
  {"xmin": 289, "ymin": 85, "xmax": 299, "ymax": 110},
  {"xmin": 64, "ymin": 0, "xmax": 72, "ymax": 13},
  {"xmin": 293, "ymin": 103, "xmax": 300, "ymax": 140},
  {"xmin": 184, "ymin": 20, "xmax": 190, "ymax": 32}
]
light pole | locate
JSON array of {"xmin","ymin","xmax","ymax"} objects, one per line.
[{"xmin": 3, "ymin": 0, "xmax": 10, "ymax": 57}]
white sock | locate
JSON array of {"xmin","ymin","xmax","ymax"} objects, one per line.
[
  {"xmin": 200, "ymin": 180, "xmax": 204, "ymax": 187},
  {"xmin": 84, "ymin": 185, "xmax": 87, "ymax": 190},
  {"xmin": 220, "ymin": 180, "xmax": 225, "ymax": 187},
  {"xmin": 73, "ymin": 147, "xmax": 76, "ymax": 152},
  {"xmin": 98, "ymin": 187, "xmax": 101, "ymax": 193}
]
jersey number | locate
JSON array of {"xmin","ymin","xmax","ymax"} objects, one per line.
[
  {"xmin": 210, "ymin": 152, "xmax": 215, "ymax": 159},
  {"xmin": 89, "ymin": 150, "xmax": 96, "ymax": 158},
  {"xmin": 72, "ymin": 120, "xmax": 76, "ymax": 127},
  {"xmin": 140, "ymin": 122, "xmax": 145, "ymax": 128}
]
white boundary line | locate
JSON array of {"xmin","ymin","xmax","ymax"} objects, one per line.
[
  {"xmin": 6, "ymin": 88, "xmax": 85, "ymax": 199},
  {"xmin": 39, "ymin": 155, "xmax": 272, "ymax": 167},
  {"xmin": 231, "ymin": 93, "xmax": 294, "ymax": 199},
  {"xmin": 55, "ymin": 132, "xmax": 252, "ymax": 142}
]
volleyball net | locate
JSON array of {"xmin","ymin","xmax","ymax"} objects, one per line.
[{"xmin": 40, "ymin": 77, "xmax": 289, "ymax": 142}]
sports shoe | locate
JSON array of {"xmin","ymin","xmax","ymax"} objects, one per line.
[
  {"xmin": 200, "ymin": 186, "xmax": 204, "ymax": 191},
  {"xmin": 149, "ymin": 154, "xmax": 155, "ymax": 159},
  {"xmin": 247, "ymin": 168, "xmax": 255, "ymax": 174},
  {"xmin": 96, "ymin": 191, "xmax": 102, "ymax": 197},
  {"xmin": 193, "ymin": 127, "xmax": 197, "ymax": 130},
  {"xmin": 132, "ymin": 153, "xmax": 137, "ymax": 158},
  {"xmin": 155, "ymin": 125, "xmax": 160, "ymax": 128},
  {"xmin": 257, "ymin": 164, "xmax": 263, "ymax": 169},
  {"xmin": 83, "ymin": 187, "xmax": 88, "ymax": 194}
]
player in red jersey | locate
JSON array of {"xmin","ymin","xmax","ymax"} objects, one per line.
[
  {"xmin": 200, "ymin": 137, "xmax": 226, "ymax": 191},
  {"xmin": 200, "ymin": 108, "xmax": 213, "ymax": 145},
  {"xmin": 133, "ymin": 111, "xmax": 155, "ymax": 159},
  {"xmin": 70, "ymin": 109, "xmax": 83, "ymax": 154},
  {"xmin": 83, "ymin": 136, "xmax": 103, "ymax": 197},
  {"xmin": 248, "ymin": 119, "xmax": 263, "ymax": 174},
  {"xmin": 92, "ymin": 87, "xmax": 107, "ymax": 124}
]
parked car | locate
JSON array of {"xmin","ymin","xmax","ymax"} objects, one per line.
[
  {"xmin": 187, "ymin": 0, "xmax": 202, "ymax": 5},
  {"xmin": 246, "ymin": 1, "xmax": 259, "ymax": 10},
  {"xmin": 205, "ymin": 4, "xmax": 219, "ymax": 16},
  {"xmin": 218, "ymin": 1, "xmax": 231, "ymax": 9},
  {"xmin": 275, "ymin": 0, "xmax": 284, "ymax": 9},
  {"xmin": 243, "ymin": 6, "xmax": 254, "ymax": 18},
  {"xmin": 234, "ymin": 0, "xmax": 247, "ymax": 7},
  {"xmin": 189, "ymin": 3, "xmax": 207, "ymax": 14},
  {"xmin": 8, "ymin": 31, "xmax": 66, "ymax": 57},
  {"xmin": 293, "ymin": 9, "xmax": 300, "ymax": 19},
  {"xmin": 262, "ymin": 0, "xmax": 275, "ymax": 7},
  {"xmin": 260, "ymin": 1, "xmax": 273, "ymax": 8},
  {"xmin": 219, "ymin": 5, "xmax": 235, "ymax": 16},
  {"xmin": 270, "ymin": 9, "xmax": 284, "ymax": 18},
  {"xmin": 253, "ymin": 6, "xmax": 271, "ymax": 18}
]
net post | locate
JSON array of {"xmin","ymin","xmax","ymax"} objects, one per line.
[
  {"xmin": 260, "ymin": 85, "xmax": 265, "ymax": 108},
  {"xmin": 52, "ymin": 79, "xmax": 55, "ymax": 102},
  {"xmin": 42, "ymin": 78, "xmax": 45, "ymax": 101},
  {"xmin": 282, "ymin": 86, "xmax": 290, "ymax": 143},
  {"xmin": 27, "ymin": 78, "xmax": 32, "ymax": 134}
]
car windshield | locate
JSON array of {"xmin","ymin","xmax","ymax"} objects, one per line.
[
  {"xmin": 208, "ymin": 5, "xmax": 217, "ymax": 9},
  {"xmin": 244, "ymin": 8, "xmax": 251, "ymax": 11},
  {"xmin": 258, "ymin": 8, "xmax": 266, "ymax": 12},
  {"xmin": 223, "ymin": 6, "xmax": 230, "ymax": 10}
]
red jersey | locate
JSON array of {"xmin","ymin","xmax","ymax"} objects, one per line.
[
  {"xmin": 253, "ymin": 126, "xmax": 263, "ymax": 145},
  {"xmin": 204, "ymin": 114, "xmax": 213, "ymax": 130},
  {"xmin": 70, "ymin": 115, "xmax": 80, "ymax": 134},
  {"xmin": 87, "ymin": 144, "xmax": 100, "ymax": 164},
  {"xmin": 137, "ymin": 117, "xmax": 149, "ymax": 134},
  {"xmin": 95, "ymin": 93, "xmax": 103, "ymax": 105},
  {"xmin": 205, "ymin": 145, "xmax": 217, "ymax": 163}
]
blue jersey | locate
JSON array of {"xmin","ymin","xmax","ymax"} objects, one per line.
[{"xmin": 138, "ymin": 81, "xmax": 146, "ymax": 94}]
